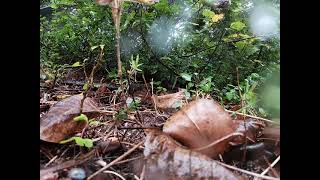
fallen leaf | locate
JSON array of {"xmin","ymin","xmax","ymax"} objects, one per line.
[
  {"xmin": 152, "ymin": 90, "xmax": 185, "ymax": 112},
  {"xmin": 142, "ymin": 130, "xmax": 243, "ymax": 180},
  {"xmin": 229, "ymin": 118, "xmax": 265, "ymax": 146},
  {"xmin": 163, "ymin": 99, "xmax": 238, "ymax": 158},
  {"xmin": 40, "ymin": 94, "xmax": 100, "ymax": 143}
]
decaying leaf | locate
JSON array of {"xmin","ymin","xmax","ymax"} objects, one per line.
[
  {"xmin": 152, "ymin": 90, "xmax": 185, "ymax": 112},
  {"xmin": 229, "ymin": 119, "xmax": 265, "ymax": 146},
  {"xmin": 163, "ymin": 99, "xmax": 239, "ymax": 158},
  {"xmin": 40, "ymin": 94, "xmax": 100, "ymax": 143},
  {"xmin": 143, "ymin": 130, "xmax": 243, "ymax": 180}
]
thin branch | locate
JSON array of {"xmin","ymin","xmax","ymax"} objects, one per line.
[
  {"xmin": 254, "ymin": 156, "xmax": 280, "ymax": 180},
  {"xmin": 87, "ymin": 141, "xmax": 144, "ymax": 179},
  {"xmin": 216, "ymin": 161, "xmax": 280, "ymax": 180},
  {"xmin": 103, "ymin": 170, "xmax": 126, "ymax": 180},
  {"xmin": 224, "ymin": 109, "xmax": 280, "ymax": 125}
]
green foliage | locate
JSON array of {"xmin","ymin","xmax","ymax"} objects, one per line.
[
  {"xmin": 180, "ymin": 73, "xmax": 192, "ymax": 82},
  {"xmin": 74, "ymin": 114, "xmax": 89, "ymax": 123},
  {"xmin": 41, "ymin": 0, "xmax": 280, "ymax": 117},
  {"xmin": 130, "ymin": 55, "xmax": 143, "ymax": 72},
  {"xmin": 88, "ymin": 118, "xmax": 101, "ymax": 126},
  {"xmin": 60, "ymin": 136, "xmax": 93, "ymax": 148},
  {"xmin": 230, "ymin": 21, "xmax": 246, "ymax": 31}
]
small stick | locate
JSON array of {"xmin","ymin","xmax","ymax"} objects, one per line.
[
  {"xmin": 121, "ymin": 141, "xmax": 145, "ymax": 149},
  {"xmin": 118, "ymin": 126, "xmax": 160, "ymax": 130},
  {"xmin": 87, "ymin": 141, "xmax": 144, "ymax": 179},
  {"xmin": 263, "ymin": 156, "xmax": 280, "ymax": 177},
  {"xmin": 103, "ymin": 170, "xmax": 126, "ymax": 180},
  {"xmin": 225, "ymin": 109, "xmax": 279, "ymax": 125},
  {"xmin": 192, "ymin": 132, "xmax": 243, "ymax": 151},
  {"xmin": 44, "ymin": 155, "xmax": 58, "ymax": 168},
  {"xmin": 254, "ymin": 156, "xmax": 280, "ymax": 180},
  {"xmin": 216, "ymin": 161, "xmax": 279, "ymax": 180},
  {"xmin": 142, "ymin": 74, "xmax": 150, "ymax": 97},
  {"xmin": 139, "ymin": 164, "xmax": 146, "ymax": 180},
  {"xmin": 114, "ymin": 156, "xmax": 143, "ymax": 165}
]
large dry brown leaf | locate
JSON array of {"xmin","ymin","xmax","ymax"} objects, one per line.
[
  {"xmin": 40, "ymin": 94, "xmax": 100, "ymax": 143},
  {"xmin": 152, "ymin": 90, "xmax": 185, "ymax": 111},
  {"xmin": 143, "ymin": 130, "xmax": 243, "ymax": 180},
  {"xmin": 163, "ymin": 99, "xmax": 239, "ymax": 158}
]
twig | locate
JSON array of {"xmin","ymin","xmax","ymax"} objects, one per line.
[
  {"xmin": 192, "ymin": 132, "xmax": 243, "ymax": 151},
  {"xmin": 224, "ymin": 109, "xmax": 280, "ymax": 125},
  {"xmin": 113, "ymin": 156, "xmax": 143, "ymax": 165},
  {"xmin": 103, "ymin": 170, "xmax": 126, "ymax": 180},
  {"xmin": 87, "ymin": 141, "xmax": 145, "ymax": 179},
  {"xmin": 121, "ymin": 141, "xmax": 145, "ymax": 149},
  {"xmin": 254, "ymin": 156, "xmax": 280, "ymax": 180},
  {"xmin": 236, "ymin": 67, "xmax": 248, "ymax": 165},
  {"xmin": 118, "ymin": 126, "xmax": 160, "ymax": 130},
  {"xmin": 40, "ymin": 149, "xmax": 96, "ymax": 177},
  {"xmin": 44, "ymin": 155, "xmax": 58, "ymax": 168},
  {"xmin": 139, "ymin": 164, "xmax": 146, "ymax": 180},
  {"xmin": 142, "ymin": 74, "xmax": 150, "ymax": 97},
  {"xmin": 216, "ymin": 161, "xmax": 280, "ymax": 180}
]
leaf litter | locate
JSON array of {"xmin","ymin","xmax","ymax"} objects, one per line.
[{"xmin": 40, "ymin": 74, "xmax": 280, "ymax": 180}]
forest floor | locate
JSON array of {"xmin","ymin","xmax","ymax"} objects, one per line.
[{"xmin": 40, "ymin": 71, "xmax": 280, "ymax": 180}]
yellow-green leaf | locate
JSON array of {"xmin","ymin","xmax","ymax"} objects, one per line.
[
  {"xmin": 74, "ymin": 114, "xmax": 88, "ymax": 122},
  {"xmin": 230, "ymin": 21, "xmax": 246, "ymax": 31},
  {"xmin": 71, "ymin": 62, "xmax": 82, "ymax": 67},
  {"xmin": 212, "ymin": 14, "xmax": 224, "ymax": 23}
]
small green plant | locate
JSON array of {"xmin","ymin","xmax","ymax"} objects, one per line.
[
  {"xmin": 224, "ymin": 73, "xmax": 267, "ymax": 116},
  {"xmin": 180, "ymin": 73, "xmax": 216, "ymax": 98},
  {"xmin": 60, "ymin": 136, "xmax": 93, "ymax": 148},
  {"xmin": 152, "ymin": 81, "xmax": 167, "ymax": 94},
  {"xmin": 128, "ymin": 54, "xmax": 143, "ymax": 82},
  {"xmin": 115, "ymin": 98, "xmax": 141, "ymax": 121},
  {"xmin": 74, "ymin": 114, "xmax": 88, "ymax": 123}
]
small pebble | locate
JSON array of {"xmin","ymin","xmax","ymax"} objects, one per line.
[{"xmin": 68, "ymin": 168, "xmax": 86, "ymax": 180}]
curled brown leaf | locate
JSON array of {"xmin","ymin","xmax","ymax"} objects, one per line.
[
  {"xmin": 40, "ymin": 94, "xmax": 100, "ymax": 143},
  {"xmin": 163, "ymin": 99, "xmax": 237, "ymax": 158}
]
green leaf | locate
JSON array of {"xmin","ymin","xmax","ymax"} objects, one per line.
[
  {"xmin": 74, "ymin": 137, "xmax": 93, "ymax": 148},
  {"xmin": 235, "ymin": 41, "xmax": 247, "ymax": 49},
  {"xmin": 180, "ymin": 73, "xmax": 192, "ymax": 81},
  {"xmin": 187, "ymin": 82, "xmax": 194, "ymax": 88},
  {"xmin": 115, "ymin": 109, "xmax": 127, "ymax": 121},
  {"xmin": 89, "ymin": 118, "xmax": 101, "ymax": 126},
  {"xmin": 230, "ymin": 21, "xmax": 246, "ymax": 31},
  {"xmin": 74, "ymin": 114, "xmax": 88, "ymax": 122},
  {"xmin": 50, "ymin": 4, "xmax": 58, "ymax": 9},
  {"xmin": 59, "ymin": 137, "xmax": 76, "ymax": 144},
  {"xmin": 60, "ymin": 136, "xmax": 93, "ymax": 148},
  {"xmin": 71, "ymin": 62, "xmax": 82, "ymax": 67},
  {"xmin": 83, "ymin": 83, "xmax": 89, "ymax": 91},
  {"xmin": 184, "ymin": 91, "xmax": 191, "ymax": 99},
  {"xmin": 202, "ymin": 9, "xmax": 215, "ymax": 18}
]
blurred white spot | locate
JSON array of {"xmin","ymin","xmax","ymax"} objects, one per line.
[{"xmin": 249, "ymin": 4, "xmax": 279, "ymax": 40}]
